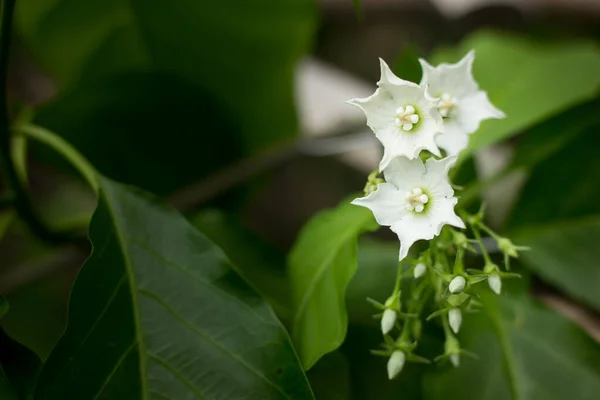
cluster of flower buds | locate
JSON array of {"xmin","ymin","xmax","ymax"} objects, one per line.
[{"xmin": 348, "ymin": 51, "xmax": 527, "ymax": 379}]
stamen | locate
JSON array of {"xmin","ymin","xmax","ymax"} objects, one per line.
[
  {"xmin": 394, "ymin": 104, "xmax": 419, "ymax": 131},
  {"xmin": 406, "ymin": 188, "xmax": 429, "ymax": 213}
]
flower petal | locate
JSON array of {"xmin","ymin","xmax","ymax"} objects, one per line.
[
  {"xmin": 351, "ymin": 183, "xmax": 406, "ymax": 226},
  {"xmin": 456, "ymin": 90, "xmax": 505, "ymax": 134},
  {"xmin": 348, "ymin": 88, "xmax": 396, "ymax": 133},
  {"xmin": 391, "ymin": 213, "xmax": 437, "ymax": 260},
  {"xmin": 424, "ymin": 156, "xmax": 456, "ymax": 198},
  {"xmin": 419, "ymin": 50, "xmax": 478, "ymax": 98},
  {"xmin": 378, "ymin": 58, "xmax": 419, "ymax": 89},
  {"xmin": 382, "ymin": 156, "xmax": 426, "ymax": 190},
  {"xmin": 435, "ymin": 121, "xmax": 470, "ymax": 156}
]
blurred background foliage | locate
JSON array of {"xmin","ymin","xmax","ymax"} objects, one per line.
[{"xmin": 0, "ymin": 0, "xmax": 600, "ymax": 398}]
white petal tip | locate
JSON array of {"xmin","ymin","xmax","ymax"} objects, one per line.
[
  {"xmin": 413, "ymin": 263, "xmax": 426, "ymax": 278},
  {"xmin": 449, "ymin": 276, "xmax": 466, "ymax": 294},
  {"xmin": 448, "ymin": 308, "xmax": 462, "ymax": 334},
  {"xmin": 381, "ymin": 309, "xmax": 397, "ymax": 335},
  {"xmin": 488, "ymin": 274, "xmax": 502, "ymax": 295},
  {"xmin": 450, "ymin": 354, "xmax": 460, "ymax": 368},
  {"xmin": 387, "ymin": 351, "xmax": 406, "ymax": 380}
]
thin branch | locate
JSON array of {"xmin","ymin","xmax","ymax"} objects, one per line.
[{"xmin": 0, "ymin": 0, "xmax": 72, "ymax": 244}]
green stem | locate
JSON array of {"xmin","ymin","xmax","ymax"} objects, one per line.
[
  {"xmin": 392, "ymin": 261, "xmax": 403, "ymax": 295},
  {"xmin": 13, "ymin": 124, "xmax": 100, "ymax": 194},
  {"xmin": 470, "ymin": 222, "xmax": 492, "ymax": 264},
  {"xmin": 453, "ymin": 247, "xmax": 465, "ymax": 274},
  {"xmin": 477, "ymin": 221, "xmax": 501, "ymax": 241},
  {"xmin": 0, "ymin": 0, "xmax": 70, "ymax": 244}
]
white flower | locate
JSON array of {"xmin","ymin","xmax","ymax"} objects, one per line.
[
  {"xmin": 449, "ymin": 276, "xmax": 466, "ymax": 294},
  {"xmin": 348, "ymin": 59, "xmax": 444, "ymax": 170},
  {"xmin": 352, "ymin": 156, "xmax": 464, "ymax": 260},
  {"xmin": 448, "ymin": 308, "xmax": 462, "ymax": 334},
  {"xmin": 381, "ymin": 309, "xmax": 397, "ymax": 335},
  {"xmin": 419, "ymin": 50, "xmax": 505, "ymax": 155},
  {"xmin": 488, "ymin": 273, "xmax": 502, "ymax": 295},
  {"xmin": 387, "ymin": 350, "xmax": 406, "ymax": 379},
  {"xmin": 413, "ymin": 263, "xmax": 427, "ymax": 279}
]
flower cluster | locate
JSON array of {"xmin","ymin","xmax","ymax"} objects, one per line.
[{"xmin": 348, "ymin": 51, "xmax": 525, "ymax": 379}]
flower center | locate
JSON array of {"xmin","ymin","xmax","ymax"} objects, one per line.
[
  {"xmin": 394, "ymin": 105, "xmax": 419, "ymax": 131},
  {"xmin": 406, "ymin": 187, "xmax": 429, "ymax": 213},
  {"xmin": 438, "ymin": 93, "xmax": 457, "ymax": 118}
]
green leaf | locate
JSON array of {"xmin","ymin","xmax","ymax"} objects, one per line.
[
  {"xmin": 515, "ymin": 217, "xmax": 600, "ymax": 313},
  {"xmin": 506, "ymin": 113, "xmax": 600, "ymax": 312},
  {"xmin": 431, "ymin": 31, "xmax": 600, "ymax": 159},
  {"xmin": 0, "ymin": 330, "xmax": 42, "ymax": 400},
  {"xmin": 509, "ymin": 99, "xmax": 600, "ymax": 173},
  {"xmin": 0, "ymin": 298, "xmax": 8, "ymax": 320},
  {"xmin": 347, "ymin": 239, "xmax": 406, "ymax": 325},
  {"xmin": 0, "ymin": 298, "xmax": 42, "ymax": 400},
  {"xmin": 289, "ymin": 198, "xmax": 377, "ymax": 370},
  {"xmin": 423, "ymin": 293, "xmax": 600, "ymax": 400},
  {"xmin": 392, "ymin": 44, "xmax": 423, "ymax": 84},
  {"xmin": 306, "ymin": 351, "xmax": 350, "ymax": 400},
  {"xmin": 343, "ymin": 325, "xmax": 424, "ymax": 400},
  {"xmin": 16, "ymin": 0, "xmax": 316, "ymax": 194},
  {"xmin": 190, "ymin": 209, "xmax": 291, "ymax": 318},
  {"xmin": 509, "ymin": 126, "xmax": 600, "ymax": 229},
  {"xmin": 0, "ymin": 364, "xmax": 16, "ymax": 400},
  {"xmin": 34, "ymin": 177, "xmax": 314, "ymax": 399}
]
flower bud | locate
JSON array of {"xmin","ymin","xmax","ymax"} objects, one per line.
[
  {"xmin": 412, "ymin": 319, "xmax": 422, "ymax": 340},
  {"xmin": 413, "ymin": 263, "xmax": 426, "ymax": 279},
  {"xmin": 381, "ymin": 309, "xmax": 397, "ymax": 335},
  {"xmin": 449, "ymin": 276, "xmax": 466, "ymax": 294},
  {"xmin": 387, "ymin": 350, "xmax": 405, "ymax": 380},
  {"xmin": 497, "ymin": 238, "xmax": 518, "ymax": 258},
  {"xmin": 488, "ymin": 273, "xmax": 502, "ymax": 295},
  {"xmin": 453, "ymin": 231, "xmax": 469, "ymax": 248},
  {"xmin": 450, "ymin": 354, "xmax": 460, "ymax": 368},
  {"xmin": 448, "ymin": 308, "xmax": 462, "ymax": 334}
]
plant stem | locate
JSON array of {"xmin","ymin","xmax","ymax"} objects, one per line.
[
  {"xmin": 14, "ymin": 124, "xmax": 100, "ymax": 194},
  {"xmin": 0, "ymin": 0, "xmax": 70, "ymax": 243},
  {"xmin": 470, "ymin": 223, "xmax": 492, "ymax": 264}
]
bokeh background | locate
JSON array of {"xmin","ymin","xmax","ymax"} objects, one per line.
[{"xmin": 1, "ymin": 0, "xmax": 600, "ymax": 398}]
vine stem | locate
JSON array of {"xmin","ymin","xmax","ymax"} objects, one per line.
[
  {"xmin": 13, "ymin": 124, "xmax": 100, "ymax": 194},
  {"xmin": 0, "ymin": 0, "xmax": 68, "ymax": 243}
]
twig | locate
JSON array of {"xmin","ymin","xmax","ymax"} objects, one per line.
[{"xmin": 0, "ymin": 0, "xmax": 72, "ymax": 244}]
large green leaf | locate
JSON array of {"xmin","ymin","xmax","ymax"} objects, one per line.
[
  {"xmin": 515, "ymin": 217, "xmax": 600, "ymax": 313},
  {"xmin": 34, "ymin": 177, "xmax": 314, "ymax": 399},
  {"xmin": 509, "ymin": 127, "xmax": 600, "ymax": 229},
  {"xmin": 190, "ymin": 209, "xmax": 291, "ymax": 318},
  {"xmin": 0, "ymin": 299, "xmax": 42, "ymax": 400},
  {"xmin": 507, "ymin": 115, "xmax": 600, "ymax": 312},
  {"xmin": 432, "ymin": 31, "xmax": 600, "ymax": 159},
  {"xmin": 289, "ymin": 199, "xmax": 377, "ymax": 370},
  {"xmin": 16, "ymin": 0, "xmax": 316, "ymax": 194},
  {"xmin": 0, "ymin": 330, "xmax": 42, "ymax": 400},
  {"xmin": 423, "ymin": 293, "xmax": 600, "ymax": 400}
]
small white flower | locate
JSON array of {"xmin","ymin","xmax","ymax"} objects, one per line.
[
  {"xmin": 448, "ymin": 308, "xmax": 462, "ymax": 334},
  {"xmin": 381, "ymin": 309, "xmax": 397, "ymax": 335},
  {"xmin": 419, "ymin": 50, "xmax": 505, "ymax": 155},
  {"xmin": 348, "ymin": 59, "xmax": 444, "ymax": 170},
  {"xmin": 352, "ymin": 156, "xmax": 464, "ymax": 260},
  {"xmin": 488, "ymin": 273, "xmax": 502, "ymax": 295},
  {"xmin": 449, "ymin": 276, "xmax": 466, "ymax": 294},
  {"xmin": 387, "ymin": 350, "xmax": 406, "ymax": 379},
  {"xmin": 413, "ymin": 263, "xmax": 427, "ymax": 279}
]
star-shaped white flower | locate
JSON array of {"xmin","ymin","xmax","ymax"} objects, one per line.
[
  {"xmin": 348, "ymin": 59, "xmax": 444, "ymax": 170},
  {"xmin": 352, "ymin": 156, "xmax": 465, "ymax": 260},
  {"xmin": 419, "ymin": 50, "xmax": 505, "ymax": 155}
]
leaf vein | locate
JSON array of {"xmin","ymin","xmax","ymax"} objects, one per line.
[{"xmin": 138, "ymin": 288, "xmax": 291, "ymax": 399}]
